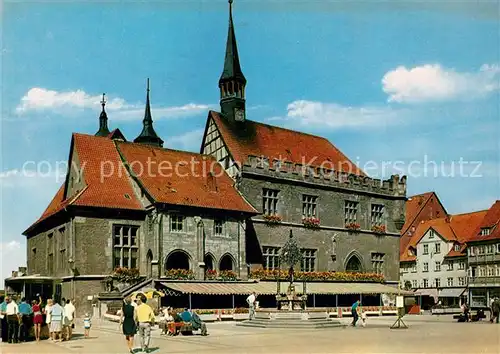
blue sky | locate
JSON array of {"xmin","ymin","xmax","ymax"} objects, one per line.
[{"xmin": 1, "ymin": 1, "xmax": 499, "ymax": 284}]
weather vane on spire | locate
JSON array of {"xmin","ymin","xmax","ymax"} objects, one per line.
[{"xmin": 100, "ymin": 93, "xmax": 106, "ymax": 110}]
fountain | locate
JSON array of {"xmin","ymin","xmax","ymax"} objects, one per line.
[{"xmin": 238, "ymin": 230, "xmax": 343, "ymax": 329}]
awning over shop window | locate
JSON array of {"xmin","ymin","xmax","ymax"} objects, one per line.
[
  {"xmin": 438, "ymin": 288, "xmax": 466, "ymax": 298},
  {"xmin": 414, "ymin": 288, "xmax": 439, "ymax": 301},
  {"xmin": 159, "ymin": 281, "xmax": 413, "ymax": 296}
]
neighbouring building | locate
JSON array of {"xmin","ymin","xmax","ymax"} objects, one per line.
[
  {"xmin": 6, "ymin": 1, "xmax": 408, "ymax": 312},
  {"xmin": 399, "ymin": 192, "xmax": 447, "ymax": 257},
  {"xmin": 467, "ymin": 201, "xmax": 500, "ymax": 308},
  {"xmin": 400, "ymin": 210, "xmax": 486, "ymax": 309}
]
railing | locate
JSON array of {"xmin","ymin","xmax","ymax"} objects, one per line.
[{"xmin": 468, "ymin": 276, "xmax": 500, "ymax": 286}]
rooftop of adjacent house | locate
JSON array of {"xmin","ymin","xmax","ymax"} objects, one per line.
[
  {"xmin": 467, "ymin": 200, "xmax": 500, "ymax": 242},
  {"xmin": 208, "ymin": 111, "xmax": 365, "ymax": 176},
  {"xmin": 400, "ymin": 209, "xmax": 488, "ymax": 261},
  {"xmin": 24, "ymin": 132, "xmax": 257, "ymax": 236},
  {"xmin": 399, "ymin": 191, "xmax": 446, "ymax": 255}
]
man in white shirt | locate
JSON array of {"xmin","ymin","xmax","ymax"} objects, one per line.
[
  {"xmin": 5, "ymin": 296, "xmax": 19, "ymax": 343},
  {"xmin": 246, "ymin": 292, "xmax": 257, "ymax": 320},
  {"xmin": 64, "ymin": 299, "xmax": 76, "ymax": 340}
]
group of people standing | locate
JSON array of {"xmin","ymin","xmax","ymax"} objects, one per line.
[{"xmin": 0, "ymin": 295, "xmax": 77, "ymax": 344}]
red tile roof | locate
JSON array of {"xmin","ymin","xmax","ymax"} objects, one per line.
[
  {"xmin": 467, "ymin": 200, "xmax": 500, "ymax": 242},
  {"xmin": 116, "ymin": 141, "xmax": 256, "ymax": 213},
  {"xmin": 25, "ymin": 133, "xmax": 257, "ymax": 235},
  {"xmin": 71, "ymin": 133, "xmax": 144, "ymax": 210},
  {"xmin": 209, "ymin": 111, "xmax": 365, "ymax": 175},
  {"xmin": 444, "ymin": 243, "xmax": 467, "ymax": 258},
  {"xmin": 399, "ymin": 209, "xmax": 487, "ymax": 261},
  {"xmin": 400, "ymin": 192, "xmax": 440, "ymax": 255}
]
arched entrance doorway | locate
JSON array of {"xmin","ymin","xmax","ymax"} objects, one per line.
[
  {"xmin": 165, "ymin": 250, "xmax": 190, "ymax": 270},
  {"xmin": 345, "ymin": 254, "xmax": 363, "ymax": 272},
  {"xmin": 204, "ymin": 253, "xmax": 215, "ymax": 270},
  {"xmin": 219, "ymin": 254, "xmax": 234, "ymax": 271}
]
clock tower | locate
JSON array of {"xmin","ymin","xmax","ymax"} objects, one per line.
[{"xmin": 219, "ymin": 0, "xmax": 246, "ymax": 123}]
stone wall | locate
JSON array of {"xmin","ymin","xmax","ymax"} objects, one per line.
[{"xmin": 238, "ymin": 166, "xmax": 405, "ymax": 282}]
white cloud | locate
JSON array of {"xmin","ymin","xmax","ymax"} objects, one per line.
[
  {"xmin": 167, "ymin": 129, "xmax": 204, "ymax": 152},
  {"xmin": 16, "ymin": 88, "xmax": 132, "ymax": 113},
  {"xmin": 382, "ymin": 64, "xmax": 500, "ymax": 103},
  {"xmin": 15, "ymin": 87, "xmax": 211, "ymax": 120},
  {"xmin": 270, "ymin": 100, "xmax": 405, "ymax": 130},
  {"xmin": 0, "ymin": 240, "xmax": 26, "ymax": 286},
  {"xmin": 0, "ymin": 240, "xmax": 21, "ymax": 252}
]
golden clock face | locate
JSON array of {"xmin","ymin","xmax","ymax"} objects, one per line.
[{"xmin": 234, "ymin": 108, "xmax": 245, "ymax": 121}]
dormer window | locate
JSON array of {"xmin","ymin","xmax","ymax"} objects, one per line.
[
  {"xmin": 480, "ymin": 228, "xmax": 491, "ymax": 236},
  {"xmin": 454, "ymin": 244, "xmax": 460, "ymax": 252}
]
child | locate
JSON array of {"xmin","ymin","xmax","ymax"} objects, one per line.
[
  {"xmin": 361, "ymin": 310, "xmax": 367, "ymax": 327},
  {"xmin": 83, "ymin": 313, "xmax": 91, "ymax": 338}
]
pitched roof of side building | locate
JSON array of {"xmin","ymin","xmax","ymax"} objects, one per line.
[{"xmin": 208, "ymin": 111, "xmax": 365, "ymax": 176}]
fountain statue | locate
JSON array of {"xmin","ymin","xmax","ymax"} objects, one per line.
[{"xmin": 275, "ymin": 230, "xmax": 307, "ymax": 311}]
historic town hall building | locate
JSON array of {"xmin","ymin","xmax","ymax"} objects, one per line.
[{"xmin": 10, "ymin": 1, "xmax": 407, "ymax": 311}]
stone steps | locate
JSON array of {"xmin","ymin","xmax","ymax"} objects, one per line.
[{"xmin": 236, "ymin": 319, "xmax": 345, "ymax": 329}]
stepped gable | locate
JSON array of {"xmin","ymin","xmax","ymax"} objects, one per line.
[
  {"xmin": 209, "ymin": 111, "xmax": 365, "ymax": 176},
  {"xmin": 116, "ymin": 141, "xmax": 257, "ymax": 213}
]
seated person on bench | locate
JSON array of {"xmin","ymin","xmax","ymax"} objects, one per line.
[
  {"xmin": 190, "ymin": 310, "xmax": 208, "ymax": 336},
  {"xmin": 180, "ymin": 308, "xmax": 192, "ymax": 322},
  {"xmin": 167, "ymin": 309, "xmax": 183, "ymax": 336}
]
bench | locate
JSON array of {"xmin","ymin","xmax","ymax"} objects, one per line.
[{"xmin": 167, "ymin": 321, "xmax": 193, "ymax": 335}]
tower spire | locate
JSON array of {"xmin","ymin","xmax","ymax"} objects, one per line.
[
  {"xmin": 219, "ymin": 0, "xmax": 247, "ymax": 123},
  {"xmin": 134, "ymin": 78, "xmax": 164, "ymax": 147},
  {"xmin": 95, "ymin": 93, "xmax": 111, "ymax": 137}
]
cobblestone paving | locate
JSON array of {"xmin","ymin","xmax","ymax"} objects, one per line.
[{"xmin": 1, "ymin": 315, "xmax": 499, "ymax": 353}]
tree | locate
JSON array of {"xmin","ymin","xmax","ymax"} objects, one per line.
[{"xmin": 279, "ymin": 230, "xmax": 303, "ymax": 284}]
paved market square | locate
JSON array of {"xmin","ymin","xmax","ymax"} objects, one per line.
[{"xmin": 1, "ymin": 315, "xmax": 499, "ymax": 353}]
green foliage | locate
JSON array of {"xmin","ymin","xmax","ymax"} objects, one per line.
[{"xmin": 279, "ymin": 231, "xmax": 303, "ymax": 268}]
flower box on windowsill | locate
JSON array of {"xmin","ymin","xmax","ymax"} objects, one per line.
[
  {"xmin": 345, "ymin": 222, "xmax": 361, "ymax": 232},
  {"xmin": 205, "ymin": 269, "xmax": 217, "ymax": 280},
  {"xmin": 263, "ymin": 214, "xmax": 282, "ymax": 225},
  {"xmin": 302, "ymin": 217, "xmax": 320, "ymax": 229},
  {"xmin": 371, "ymin": 225, "xmax": 386, "ymax": 234}
]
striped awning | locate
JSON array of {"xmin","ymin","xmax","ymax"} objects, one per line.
[{"xmin": 159, "ymin": 281, "xmax": 412, "ymax": 296}]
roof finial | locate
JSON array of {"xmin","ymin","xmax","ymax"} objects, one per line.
[
  {"xmin": 100, "ymin": 93, "xmax": 106, "ymax": 111},
  {"xmin": 147, "ymin": 78, "xmax": 150, "ymax": 93}
]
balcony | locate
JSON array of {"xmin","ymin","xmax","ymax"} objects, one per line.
[{"xmin": 468, "ymin": 276, "xmax": 500, "ymax": 287}]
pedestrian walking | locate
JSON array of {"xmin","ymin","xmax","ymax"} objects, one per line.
[
  {"xmin": 83, "ymin": 313, "xmax": 92, "ymax": 338},
  {"xmin": 491, "ymin": 297, "xmax": 500, "ymax": 324},
  {"xmin": 120, "ymin": 297, "xmax": 137, "ymax": 354},
  {"xmin": 246, "ymin": 292, "xmax": 257, "ymax": 320},
  {"xmin": 351, "ymin": 300, "xmax": 360, "ymax": 327},
  {"xmin": 135, "ymin": 295, "xmax": 155, "ymax": 352}
]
